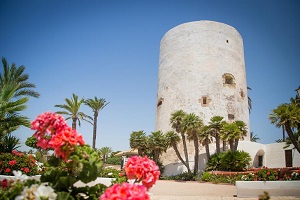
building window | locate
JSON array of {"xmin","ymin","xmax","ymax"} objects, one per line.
[
  {"xmin": 222, "ymin": 73, "xmax": 236, "ymax": 87},
  {"xmin": 258, "ymin": 156, "xmax": 263, "ymax": 167},
  {"xmin": 228, "ymin": 114, "xmax": 235, "ymax": 120},
  {"xmin": 240, "ymin": 89, "xmax": 245, "ymax": 99},
  {"xmin": 199, "ymin": 96, "xmax": 210, "ymax": 107},
  {"xmin": 203, "ymin": 97, "xmax": 207, "ymax": 104},
  {"xmin": 157, "ymin": 98, "xmax": 164, "ymax": 108},
  {"xmin": 285, "ymin": 150, "xmax": 293, "ymax": 167}
]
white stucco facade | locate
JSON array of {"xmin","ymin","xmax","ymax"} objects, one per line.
[
  {"xmin": 156, "ymin": 20, "xmax": 249, "ymax": 135},
  {"xmin": 155, "ymin": 20, "xmax": 300, "ymax": 176}
]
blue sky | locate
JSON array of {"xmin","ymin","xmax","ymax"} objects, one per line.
[{"xmin": 1, "ymin": 1, "xmax": 299, "ymax": 152}]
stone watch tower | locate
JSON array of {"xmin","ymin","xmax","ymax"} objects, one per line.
[{"xmin": 155, "ymin": 21, "xmax": 250, "ymax": 169}]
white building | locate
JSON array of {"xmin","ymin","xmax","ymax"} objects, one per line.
[{"xmin": 155, "ymin": 20, "xmax": 300, "ymax": 176}]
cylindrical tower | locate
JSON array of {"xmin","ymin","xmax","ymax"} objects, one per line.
[{"xmin": 155, "ymin": 20, "xmax": 250, "ymax": 140}]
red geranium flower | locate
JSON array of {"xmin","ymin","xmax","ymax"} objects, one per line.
[
  {"xmin": 5, "ymin": 168, "xmax": 11, "ymax": 173},
  {"xmin": 9, "ymin": 160, "xmax": 17, "ymax": 166},
  {"xmin": 100, "ymin": 183, "xmax": 150, "ymax": 200},
  {"xmin": 125, "ymin": 156, "xmax": 160, "ymax": 190}
]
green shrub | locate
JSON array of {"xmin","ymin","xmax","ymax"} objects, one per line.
[
  {"xmin": 106, "ymin": 157, "xmax": 122, "ymax": 165},
  {"xmin": 201, "ymin": 172, "xmax": 211, "ymax": 181},
  {"xmin": 206, "ymin": 150, "xmax": 251, "ymax": 171},
  {"xmin": 206, "ymin": 152, "xmax": 225, "ymax": 171},
  {"xmin": 220, "ymin": 150, "xmax": 251, "ymax": 171},
  {"xmin": 160, "ymin": 172, "xmax": 195, "ymax": 181}
]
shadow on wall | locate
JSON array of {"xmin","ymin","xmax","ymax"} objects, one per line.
[{"xmin": 253, "ymin": 149, "xmax": 265, "ymax": 168}]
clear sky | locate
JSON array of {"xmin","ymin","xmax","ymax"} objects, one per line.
[{"xmin": 1, "ymin": 0, "xmax": 299, "ymax": 152}]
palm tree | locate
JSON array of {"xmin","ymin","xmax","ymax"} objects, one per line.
[
  {"xmin": 198, "ymin": 125, "xmax": 213, "ymax": 160},
  {"xmin": 55, "ymin": 93, "xmax": 92, "ymax": 130},
  {"xmin": 0, "ymin": 133, "xmax": 21, "ymax": 153},
  {"xmin": 220, "ymin": 120, "xmax": 247, "ymax": 152},
  {"xmin": 208, "ymin": 116, "xmax": 224, "ymax": 154},
  {"xmin": 0, "ymin": 84, "xmax": 30, "ymax": 137},
  {"xmin": 129, "ymin": 131, "xmax": 148, "ymax": 156},
  {"xmin": 0, "ymin": 58, "xmax": 39, "ymax": 138},
  {"xmin": 182, "ymin": 113, "xmax": 203, "ymax": 175},
  {"xmin": 98, "ymin": 146, "xmax": 112, "ymax": 163},
  {"xmin": 250, "ymin": 132, "xmax": 260, "ymax": 142},
  {"xmin": 247, "ymin": 86, "xmax": 252, "ymax": 113},
  {"xmin": 0, "ymin": 57, "xmax": 40, "ymax": 99},
  {"xmin": 165, "ymin": 131, "xmax": 190, "ymax": 171},
  {"xmin": 84, "ymin": 97, "xmax": 109, "ymax": 149},
  {"xmin": 270, "ymin": 98, "xmax": 300, "ymax": 153},
  {"xmin": 170, "ymin": 110, "xmax": 191, "ymax": 173},
  {"xmin": 148, "ymin": 131, "xmax": 168, "ymax": 163}
]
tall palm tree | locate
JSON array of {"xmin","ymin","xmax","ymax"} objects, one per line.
[
  {"xmin": 0, "ymin": 84, "xmax": 30, "ymax": 137},
  {"xmin": 182, "ymin": 113, "xmax": 203, "ymax": 175},
  {"xmin": 148, "ymin": 131, "xmax": 168, "ymax": 163},
  {"xmin": 129, "ymin": 130, "xmax": 148, "ymax": 156},
  {"xmin": 270, "ymin": 99, "xmax": 300, "ymax": 153},
  {"xmin": 170, "ymin": 110, "xmax": 191, "ymax": 173},
  {"xmin": 84, "ymin": 97, "xmax": 109, "ymax": 149},
  {"xmin": 220, "ymin": 122, "xmax": 242, "ymax": 152},
  {"xmin": 208, "ymin": 116, "xmax": 224, "ymax": 154},
  {"xmin": 55, "ymin": 93, "xmax": 92, "ymax": 130},
  {"xmin": 165, "ymin": 131, "xmax": 191, "ymax": 172},
  {"xmin": 98, "ymin": 146, "xmax": 112, "ymax": 163},
  {"xmin": 198, "ymin": 125, "xmax": 213, "ymax": 160},
  {"xmin": 0, "ymin": 57, "xmax": 40, "ymax": 99},
  {"xmin": 0, "ymin": 58, "xmax": 39, "ymax": 138}
]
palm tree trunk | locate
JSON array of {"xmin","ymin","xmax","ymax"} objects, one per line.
[
  {"xmin": 222, "ymin": 140, "xmax": 226, "ymax": 151},
  {"xmin": 234, "ymin": 138, "xmax": 239, "ymax": 152},
  {"xmin": 215, "ymin": 133, "xmax": 220, "ymax": 154},
  {"xmin": 229, "ymin": 140, "xmax": 234, "ymax": 152},
  {"xmin": 285, "ymin": 123, "xmax": 300, "ymax": 154},
  {"xmin": 205, "ymin": 141, "xmax": 210, "ymax": 160},
  {"xmin": 172, "ymin": 143, "xmax": 192, "ymax": 174},
  {"xmin": 72, "ymin": 117, "xmax": 77, "ymax": 130},
  {"xmin": 193, "ymin": 132, "xmax": 199, "ymax": 175},
  {"xmin": 181, "ymin": 133, "xmax": 191, "ymax": 172},
  {"xmin": 92, "ymin": 112, "xmax": 98, "ymax": 149}
]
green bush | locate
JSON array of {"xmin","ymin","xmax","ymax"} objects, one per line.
[
  {"xmin": 206, "ymin": 150, "xmax": 251, "ymax": 171},
  {"xmin": 201, "ymin": 173, "xmax": 243, "ymax": 184},
  {"xmin": 160, "ymin": 172, "xmax": 195, "ymax": 181},
  {"xmin": 201, "ymin": 172, "xmax": 211, "ymax": 181},
  {"xmin": 106, "ymin": 157, "xmax": 122, "ymax": 165}
]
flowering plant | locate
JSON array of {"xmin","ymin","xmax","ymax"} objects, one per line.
[
  {"xmin": 1, "ymin": 112, "xmax": 106, "ymax": 200},
  {"xmin": 0, "ymin": 150, "xmax": 39, "ymax": 176},
  {"xmin": 256, "ymin": 167, "xmax": 278, "ymax": 181},
  {"xmin": 0, "ymin": 112, "xmax": 160, "ymax": 199},
  {"xmin": 100, "ymin": 156, "xmax": 160, "ymax": 200}
]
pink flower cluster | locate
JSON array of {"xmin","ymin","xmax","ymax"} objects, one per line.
[
  {"xmin": 31, "ymin": 112, "xmax": 85, "ymax": 160},
  {"xmin": 125, "ymin": 156, "xmax": 160, "ymax": 190},
  {"xmin": 100, "ymin": 182, "xmax": 150, "ymax": 200}
]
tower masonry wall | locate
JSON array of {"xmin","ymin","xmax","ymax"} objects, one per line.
[{"xmin": 155, "ymin": 20, "xmax": 250, "ymax": 166}]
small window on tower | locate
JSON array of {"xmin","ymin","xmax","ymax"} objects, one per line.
[
  {"xmin": 222, "ymin": 73, "xmax": 236, "ymax": 87},
  {"xmin": 203, "ymin": 97, "xmax": 207, "ymax": 104},
  {"xmin": 228, "ymin": 114, "xmax": 235, "ymax": 120},
  {"xmin": 225, "ymin": 77, "xmax": 233, "ymax": 84},
  {"xmin": 157, "ymin": 98, "xmax": 164, "ymax": 108},
  {"xmin": 199, "ymin": 96, "xmax": 210, "ymax": 107}
]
